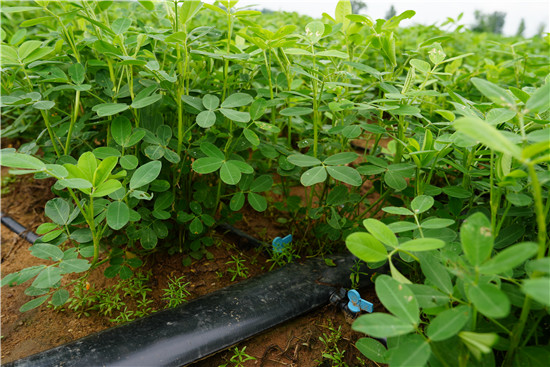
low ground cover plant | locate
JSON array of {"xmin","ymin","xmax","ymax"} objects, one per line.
[{"xmin": 0, "ymin": 0, "xmax": 548, "ymax": 365}]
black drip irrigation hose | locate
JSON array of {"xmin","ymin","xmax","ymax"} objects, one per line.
[
  {"xmin": 2, "ymin": 216, "xmax": 379, "ymax": 366},
  {"xmin": 0, "ymin": 212, "xmax": 39, "ymax": 244}
]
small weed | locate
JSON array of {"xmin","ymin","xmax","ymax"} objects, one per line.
[
  {"xmin": 318, "ymin": 321, "xmax": 349, "ymax": 367},
  {"xmin": 110, "ymin": 306, "xmax": 135, "ymax": 324},
  {"xmin": 226, "ymin": 255, "xmax": 249, "ymax": 281},
  {"xmin": 220, "ymin": 346, "xmax": 256, "ymax": 367},
  {"xmin": 162, "ymin": 275, "xmax": 191, "ymax": 308},
  {"xmin": 1, "ymin": 174, "xmax": 16, "ymax": 195}
]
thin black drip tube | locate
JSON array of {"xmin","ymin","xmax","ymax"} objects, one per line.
[{"xmin": 0, "ymin": 212, "xmax": 39, "ymax": 244}]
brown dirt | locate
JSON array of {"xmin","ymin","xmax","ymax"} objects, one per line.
[{"xmin": 1, "ymin": 166, "xmax": 383, "ymax": 367}]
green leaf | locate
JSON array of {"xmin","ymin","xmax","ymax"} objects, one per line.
[
  {"xmin": 335, "ymin": 0, "xmax": 351, "ymax": 29},
  {"xmin": 453, "ymin": 117, "xmax": 522, "ymax": 160},
  {"xmin": 411, "ymin": 195, "xmax": 434, "ymax": 214},
  {"xmin": 384, "ymin": 170, "xmax": 407, "ymax": 191},
  {"xmin": 30, "ymin": 243, "xmax": 64, "ymax": 261},
  {"xmin": 230, "ymin": 191, "xmax": 245, "ymax": 211},
  {"xmin": 106, "ymin": 201, "xmax": 129, "ymax": 230},
  {"xmin": 459, "ymin": 331, "xmax": 499, "ymax": 360},
  {"xmin": 525, "ymin": 83, "xmax": 550, "ymax": 113},
  {"xmin": 58, "ymin": 178, "xmax": 93, "ymax": 190},
  {"xmin": 51, "ymin": 289, "xmax": 70, "ymax": 307},
  {"xmin": 442, "ymin": 186, "xmax": 472, "ymax": 198},
  {"xmin": 280, "ymin": 107, "xmax": 313, "ymax": 116},
  {"xmin": 231, "ymin": 160, "xmax": 253, "ymax": 174},
  {"xmin": 32, "ymin": 267, "xmax": 63, "ymax": 289},
  {"xmin": 399, "ymin": 238, "xmax": 445, "ymax": 251},
  {"xmin": 479, "ymin": 242, "xmax": 538, "ymax": 274},
  {"xmin": 287, "ymin": 154, "xmax": 321, "ymax": 167},
  {"xmin": 23, "ymin": 46, "xmax": 53, "ymax": 64},
  {"xmin": 388, "ymin": 221, "xmax": 418, "ymax": 233},
  {"xmin": 471, "ymin": 77, "xmax": 515, "ymax": 107},
  {"xmin": 427, "ymin": 306, "xmax": 470, "ymax": 341},
  {"xmin": 323, "ymin": 152, "xmax": 357, "ymax": 165},
  {"xmin": 468, "ymin": 284, "xmax": 510, "ymax": 319},
  {"xmin": 410, "ymin": 59, "xmax": 430, "ymax": 73},
  {"xmin": 130, "ymin": 161, "xmax": 162, "ymax": 189},
  {"xmin": 140, "ymin": 228, "xmax": 158, "ymax": 249},
  {"xmin": 248, "ymin": 192, "xmax": 267, "ymax": 212},
  {"xmin": 36, "ymin": 223, "xmax": 58, "ymax": 235},
  {"xmin": 506, "ymin": 192, "xmax": 533, "ymax": 207},
  {"xmin": 326, "ymin": 166, "xmax": 362, "ymax": 186},
  {"xmin": 250, "ymin": 175, "xmax": 273, "ymax": 192},
  {"xmin": 111, "ymin": 116, "xmax": 132, "ymax": 146},
  {"xmin": 20, "ymin": 295, "xmax": 49, "ymax": 312},
  {"xmin": 59, "ymin": 259, "xmax": 91, "ymax": 274},
  {"xmin": 45, "ymin": 198, "xmax": 70, "ymax": 225},
  {"xmin": 92, "ymin": 103, "xmax": 129, "ymax": 117},
  {"xmin": 363, "ymin": 218, "xmax": 398, "ymax": 248},
  {"xmin": 300, "ymin": 166, "xmax": 327, "ymax": 186},
  {"xmin": 316, "ymin": 50, "xmax": 349, "ymax": 58},
  {"xmin": 196, "ymin": 110, "xmax": 217, "ymax": 128},
  {"xmin": 352, "ymin": 313, "xmax": 415, "ymax": 338},
  {"xmin": 220, "ymin": 161, "xmax": 241, "ymax": 185},
  {"xmin": 131, "ymin": 94, "xmax": 162, "ymax": 109},
  {"xmin": 77, "ymin": 151, "xmax": 97, "ymax": 182},
  {"xmin": 120, "ymin": 155, "xmax": 139, "ymax": 170},
  {"xmin": 189, "ymin": 217, "xmax": 203, "ymax": 235},
  {"xmin": 112, "ymin": 17, "xmax": 132, "ymax": 34},
  {"xmin": 68, "ymin": 63, "xmax": 85, "ymax": 85},
  {"xmin": 383, "ymin": 206, "xmax": 414, "ymax": 216},
  {"xmin": 421, "ymin": 218, "xmax": 455, "ymax": 229},
  {"xmin": 305, "ymin": 21, "xmax": 325, "ymax": 43},
  {"xmin": 221, "ymin": 92, "xmax": 253, "ymax": 108},
  {"xmin": 375, "ymin": 275, "xmax": 419, "ymax": 325},
  {"xmin": 202, "ymin": 94, "xmax": 220, "ymax": 110},
  {"xmin": 219, "ymin": 108, "xmax": 250, "ymax": 122},
  {"xmin": 243, "ymin": 128, "xmax": 259, "ymax": 146},
  {"xmin": 387, "ymin": 334, "xmax": 431, "ymax": 367},
  {"xmin": 355, "ymin": 338, "xmax": 387, "ymax": 363},
  {"xmin": 32, "ymin": 100, "xmax": 55, "ymax": 110},
  {"xmin": 522, "ymin": 278, "xmax": 550, "ymax": 306},
  {"xmin": 93, "ymin": 156, "xmax": 118, "ymax": 186},
  {"xmin": 346, "ymin": 232, "xmax": 388, "ymax": 262},
  {"xmin": 200, "ymin": 142, "xmax": 225, "ymax": 159},
  {"xmin": 192, "ymin": 157, "xmax": 223, "ymax": 174},
  {"xmin": 0, "ymin": 151, "xmax": 45, "ymax": 170},
  {"xmin": 461, "ymin": 212, "xmax": 493, "ymax": 266},
  {"xmin": 18, "ymin": 40, "xmax": 41, "ymax": 60},
  {"xmin": 92, "ymin": 179, "xmax": 122, "ymax": 197},
  {"xmin": 417, "ymin": 252, "xmax": 453, "ymax": 294}
]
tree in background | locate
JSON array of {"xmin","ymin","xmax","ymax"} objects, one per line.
[
  {"xmin": 516, "ymin": 18, "xmax": 526, "ymax": 37},
  {"xmin": 385, "ymin": 5, "xmax": 396, "ymax": 20},
  {"xmin": 472, "ymin": 10, "xmax": 506, "ymax": 34},
  {"xmin": 350, "ymin": 0, "xmax": 367, "ymax": 14},
  {"xmin": 536, "ymin": 22, "xmax": 547, "ymax": 37}
]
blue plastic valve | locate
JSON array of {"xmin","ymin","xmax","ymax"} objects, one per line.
[
  {"xmin": 272, "ymin": 234, "xmax": 292, "ymax": 253},
  {"xmin": 347, "ymin": 289, "xmax": 373, "ymax": 313}
]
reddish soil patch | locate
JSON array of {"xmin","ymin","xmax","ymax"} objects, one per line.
[{"xmin": 1, "ymin": 168, "xmax": 382, "ymax": 366}]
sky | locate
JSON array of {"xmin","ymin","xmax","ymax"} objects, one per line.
[{"xmin": 231, "ymin": 0, "xmax": 549, "ymax": 37}]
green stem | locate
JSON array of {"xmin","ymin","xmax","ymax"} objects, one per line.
[{"xmin": 64, "ymin": 90, "xmax": 81, "ymax": 155}]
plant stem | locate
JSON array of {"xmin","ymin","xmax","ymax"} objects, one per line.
[{"xmin": 65, "ymin": 90, "xmax": 81, "ymax": 154}]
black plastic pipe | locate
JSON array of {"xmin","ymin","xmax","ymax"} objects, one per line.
[
  {"xmin": 0, "ymin": 212, "xmax": 39, "ymax": 244},
  {"xmin": 6, "ymin": 255, "xmax": 374, "ymax": 367}
]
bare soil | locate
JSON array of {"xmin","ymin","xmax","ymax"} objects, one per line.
[{"xmin": 1, "ymin": 167, "xmax": 383, "ymax": 367}]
